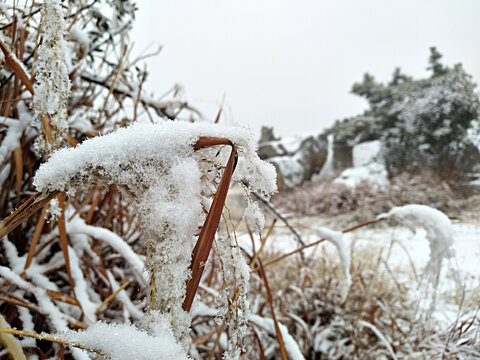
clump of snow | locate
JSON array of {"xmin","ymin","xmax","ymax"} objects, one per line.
[
  {"xmin": 34, "ymin": 120, "xmax": 276, "ymax": 347},
  {"xmin": 334, "ymin": 140, "xmax": 388, "ymax": 188},
  {"xmin": 45, "ymin": 197, "xmax": 62, "ymax": 222},
  {"xmin": 467, "ymin": 118, "xmax": 480, "ymax": 151},
  {"xmin": 352, "ymin": 140, "xmax": 382, "ymax": 167},
  {"xmin": 378, "ymin": 204, "xmax": 455, "ymax": 287},
  {"xmin": 269, "ymin": 156, "xmax": 305, "ymax": 188},
  {"xmin": 58, "ymin": 320, "xmax": 187, "ymax": 360},
  {"xmin": 33, "ymin": 0, "xmax": 72, "ymax": 154},
  {"xmin": 250, "ymin": 315, "xmax": 305, "ymax": 360},
  {"xmin": 315, "ymin": 227, "xmax": 351, "ymax": 300},
  {"xmin": 334, "ymin": 162, "xmax": 388, "ymax": 188},
  {"xmin": 314, "ymin": 134, "xmax": 334, "ymax": 181},
  {"xmin": 242, "ymin": 201, "xmax": 265, "ymax": 234}
]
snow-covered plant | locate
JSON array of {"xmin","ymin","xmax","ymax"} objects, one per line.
[
  {"xmin": 33, "ymin": 0, "xmax": 72, "ymax": 155},
  {"xmin": 214, "ymin": 236, "xmax": 251, "ymax": 359},
  {"xmin": 33, "ymin": 120, "xmax": 276, "ymax": 353},
  {"xmin": 378, "ymin": 204, "xmax": 456, "ymax": 322},
  {"xmin": 315, "ymin": 227, "xmax": 351, "ymax": 301},
  {"xmin": 0, "ymin": 1, "xmax": 237, "ymax": 358},
  {"xmin": 378, "ymin": 204, "xmax": 455, "ymax": 288}
]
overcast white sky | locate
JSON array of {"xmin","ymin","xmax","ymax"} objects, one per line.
[{"xmin": 131, "ymin": 0, "xmax": 480, "ymax": 138}]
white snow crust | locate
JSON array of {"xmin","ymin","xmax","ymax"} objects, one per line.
[{"xmin": 58, "ymin": 320, "xmax": 187, "ymax": 360}]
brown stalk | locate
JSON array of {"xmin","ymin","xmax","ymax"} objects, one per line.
[
  {"xmin": 13, "ymin": 147, "xmax": 22, "ymax": 205},
  {"xmin": 45, "ymin": 289, "xmax": 79, "ymax": 306},
  {"xmin": 23, "ymin": 202, "xmax": 48, "ymax": 271},
  {"xmin": 41, "ymin": 114, "xmax": 53, "ymax": 145},
  {"xmin": 183, "ymin": 137, "xmax": 237, "ymax": 312},
  {"xmin": 96, "ymin": 279, "xmax": 132, "ymax": 312},
  {"xmin": 257, "ymin": 238, "xmax": 326, "ymax": 270},
  {"xmin": 0, "ymin": 295, "xmax": 39, "ymax": 312},
  {"xmin": 0, "ymin": 328, "xmax": 103, "ymax": 355},
  {"xmin": 57, "ymin": 193, "xmax": 80, "ymax": 307},
  {"xmin": 0, "ymin": 191, "xmax": 59, "ymax": 239},
  {"xmin": 0, "ymin": 38, "xmax": 34, "ymax": 95},
  {"xmin": 257, "ymin": 258, "xmax": 288, "ymax": 360},
  {"xmin": 85, "ymin": 188, "xmax": 101, "ymax": 224}
]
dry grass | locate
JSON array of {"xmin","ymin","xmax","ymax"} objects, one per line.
[{"xmin": 272, "ymin": 172, "xmax": 471, "ymax": 222}]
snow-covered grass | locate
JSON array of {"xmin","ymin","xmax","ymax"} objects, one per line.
[
  {"xmin": 0, "ymin": 1, "xmax": 479, "ymax": 359},
  {"xmin": 231, "ymin": 203, "xmax": 480, "ymax": 359}
]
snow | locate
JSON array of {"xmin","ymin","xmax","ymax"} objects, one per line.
[
  {"xmin": 214, "ymin": 236, "xmax": 251, "ymax": 359},
  {"xmin": 0, "ymin": 266, "xmax": 69, "ymax": 331},
  {"xmin": 33, "ymin": 120, "xmax": 275, "ymax": 349},
  {"xmin": 0, "ymin": 102, "xmax": 31, "ymax": 188},
  {"xmin": 334, "ymin": 139, "xmax": 388, "ymax": 188},
  {"xmin": 33, "ymin": 0, "xmax": 72, "ymax": 153},
  {"xmin": 315, "ymin": 227, "xmax": 351, "ymax": 300},
  {"xmin": 242, "ymin": 201, "xmax": 265, "ymax": 234},
  {"xmin": 314, "ymin": 134, "xmax": 334, "ymax": 180},
  {"xmin": 379, "ymin": 204, "xmax": 455, "ymax": 287},
  {"xmin": 334, "ymin": 162, "xmax": 389, "ymax": 188},
  {"xmin": 58, "ymin": 320, "xmax": 188, "ymax": 360},
  {"xmin": 352, "ymin": 140, "xmax": 382, "ymax": 167},
  {"xmin": 358, "ymin": 320, "xmax": 398, "ymax": 360},
  {"xmin": 68, "ymin": 216, "xmax": 146, "ymax": 285},
  {"xmin": 250, "ymin": 314, "xmax": 305, "ymax": 360},
  {"xmin": 69, "ymin": 25, "xmax": 90, "ymax": 56},
  {"xmin": 269, "ymin": 155, "xmax": 305, "ymax": 188},
  {"xmin": 68, "ymin": 247, "xmax": 98, "ymax": 323}
]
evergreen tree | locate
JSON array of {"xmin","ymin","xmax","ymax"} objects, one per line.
[{"xmin": 329, "ymin": 48, "xmax": 480, "ymax": 178}]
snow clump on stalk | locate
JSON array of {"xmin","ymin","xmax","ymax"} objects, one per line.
[
  {"xmin": 34, "ymin": 120, "xmax": 276, "ymax": 353},
  {"xmin": 33, "ymin": 0, "xmax": 72, "ymax": 154}
]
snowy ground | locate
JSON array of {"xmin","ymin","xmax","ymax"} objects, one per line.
[{"xmin": 234, "ymin": 207, "xmax": 480, "ymax": 328}]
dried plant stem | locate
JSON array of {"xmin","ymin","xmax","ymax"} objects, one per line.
[
  {"xmin": 257, "ymin": 259, "xmax": 288, "ymax": 360},
  {"xmin": 96, "ymin": 279, "xmax": 132, "ymax": 312},
  {"xmin": 0, "ymin": 328, "xmax": 103, "ymax": 355},
  {"xmin": 250, "ymin": 219, "xmax": 276, "ymax": 269},
  {"xmin": 183, "ymin": 138, "xmax": 237, "ymax": 311}
]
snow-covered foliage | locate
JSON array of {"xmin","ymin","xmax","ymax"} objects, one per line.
[
  {"xmin": 379, "ymin": 204, "xmax": 455, "ymax": 287},
  {"xmin": 0, "ymin": 1, "xmax": 279, "ymax": 357},
  {"xmin": 315, "ymin": 227, "xmax": 351, "ymax": 300},
  {"xmin": 327, "ymin": 47, "xmax": 480, "ymax": 177},
  {"xmin": 33, "ymin": 120, "xmax": 276, "ymax": 352},
  {"xmin": 33, "ymin": 0, "xmax": 72, "ymax": 154}
]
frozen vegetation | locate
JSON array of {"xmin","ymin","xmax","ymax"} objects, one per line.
[{"xmin": 0, "ymin": 1, "xmax": 479, "ymax": 359}]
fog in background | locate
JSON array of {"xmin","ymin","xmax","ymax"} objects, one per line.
[{"xmin": 132, "ymin": 0, "xmax": 480, "ymax": 138}]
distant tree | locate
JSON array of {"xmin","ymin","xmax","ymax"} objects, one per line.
[{"xmin": 329, "ymin": 48, "xmax": 480, "ymax": 178}]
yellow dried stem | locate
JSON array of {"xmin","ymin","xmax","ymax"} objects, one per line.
[{"xmin": 96, "ymin": 279, "xmax": 133, "ymax": 312}]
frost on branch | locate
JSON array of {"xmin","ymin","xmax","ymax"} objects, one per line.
[
  {"xmin": 33, "ymin": 0, "xmax": 72, "ymax": 154},
  {"xmin": 34, "ymin": 120, "xmax": 276, "ymax": 348}
]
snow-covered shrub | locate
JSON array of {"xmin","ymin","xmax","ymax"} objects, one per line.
[
  {"xmin": 327, "ymin": 47, "xmax": 480, "ymax": 179},
  {"xmin": 1, "ymin": 1, "xmax": 275, "ymax": 358}
]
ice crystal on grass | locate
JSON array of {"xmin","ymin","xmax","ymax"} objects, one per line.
[
  {"xmin": 33, "ymin": 0, "xmax": 72, "ymax": 154},
  {"xmin": 214, "ymin": 236, "xmax": 251, "ymax": 359},
  {"xmin": 34, "ymin": 120, "xmax": 276, "ymax": 350}
]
